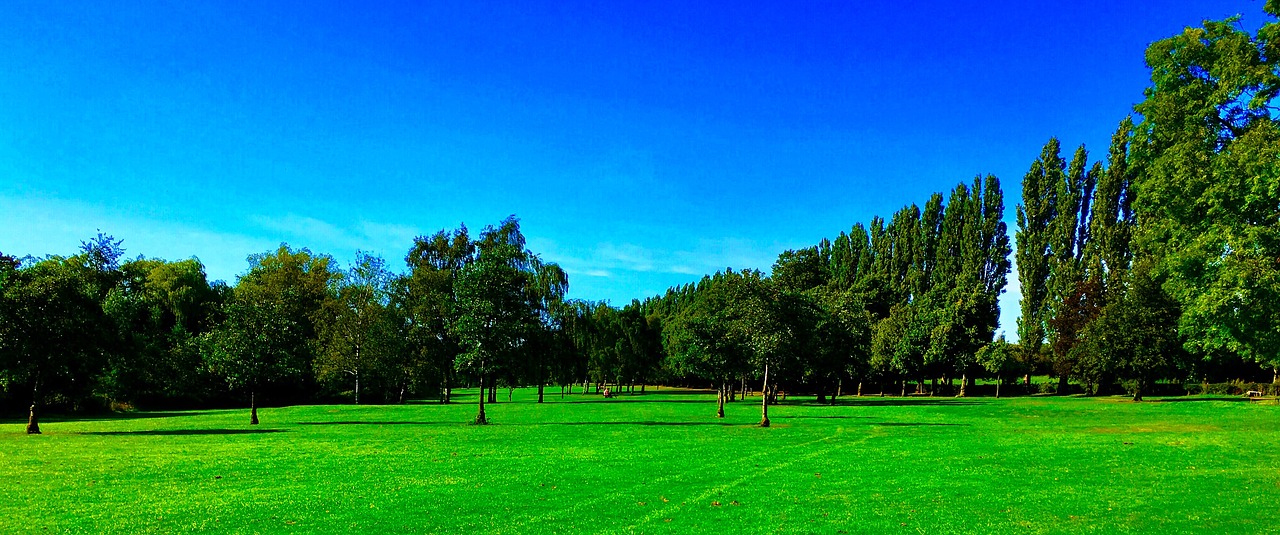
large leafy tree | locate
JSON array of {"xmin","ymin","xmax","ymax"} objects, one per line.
[
  {"xmin": 403, "ymin": 226, "xmax": 475, "ymax": 403},
  {"xmin": 235, "ymin": 245, "xmax": 339, "ymax": 397},
  {"xmin": 0, "ymin": 255, "xmax": 113, "ymax": 433},
  {"xmin": 1132, "ymin": 4, "xmax": 1280, "ymax": 372},
  {"xmin": 102, "ymin": 257, "xmax": 222, "ymax": 406},
  {"xmin": 204, "ymin": 299, "xmax": 302, "ymax": 424},
  {"xmin": 453, "ymin": 217, "xmax": 548, "ymax": 424}
]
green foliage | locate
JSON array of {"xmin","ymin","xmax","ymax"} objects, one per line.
[{"xmin": 1133, "ymin": 8, "xmax": 1280, "ymax": 369}]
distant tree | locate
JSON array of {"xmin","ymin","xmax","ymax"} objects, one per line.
[
  {"xmin": 976, "ymin": 335, "xmax": 1014, "ymax": 398},
  {"xmin": 453, "ymin": 217, "xmax": 538, "ymax": 424},
  {"xmin": 102, "ymin": 257, "xmax": 221, "ymax": 406},
  {"xmin": 235, "ymin": 244, "xmax": 339, "ymax": 398},
  {"xmin": 1080, "ymin": 264, "xmax": 1184, "ymax": 401},
  {"xmin": 204, "ymin": 299, "xmax": 301, "ymax": 424},
  {"xmin": 315, "ymin": 252, "xmax": 396, "ymax": 404},
  {"xmin": 404, "ymin": 226, "xmax": 475, "ymax": 403}
]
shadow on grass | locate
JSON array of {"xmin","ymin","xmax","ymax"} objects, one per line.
[
  {"xmin": 825, "ymin": 398, "xmax": 990, "ymax": 407},
  {"xmin": 79, "ymin": 429, "xmax": 286, "ymax": 436},
  {"xmin": 296, "ymin": 421, "xmax": 454, "ymax": 426},
  {"xmin": 1145, "ymin": 397, "xmax": 1251, "ymax": 403},
  {"xmin": 871, "ymin": 422, "xmax": 966, "ymax": 427},
  {"xmin": 529, "ymin": 421, "xmax": 740, "ymax": 427},
  {"xmin": 774, "ymin": 415, "xmax": 872, "ymax": 420}
]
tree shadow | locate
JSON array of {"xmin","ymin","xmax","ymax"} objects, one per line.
[
  {"xmin": 1145, "ymin": 397, "xmax": 1251, "ymax": 403},
  {"xmin": 773, "ymin": 415, "xmax": 871, "ymax": 420},
  {"xmin": 525, "ymin": 421, "xmax": 741, "ymax": 427},
  {"xmin": 870, "ymin": 422, "xmax": 966, "ymax": 427},
  {"xmin": 295, "ymin": 421, "xmax": 453, "ymax": 426},
  {"xmin": 827, "ymin": 398, "xmax": 989, "ymax": 407},
  {"xmin": 79, "ymin": 429, "xmax": 286, "ymax": 436},
  {"xmin": 15, "ymin": 411, "xmax": 215, "ymax": 424}
]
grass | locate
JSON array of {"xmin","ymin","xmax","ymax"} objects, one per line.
[{"xmin": 3, "ymin": 388, "xmax": 1278, "ymax": 534}]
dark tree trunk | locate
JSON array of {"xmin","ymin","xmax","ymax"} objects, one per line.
[
  {"xmin": 561, "ymin": 384, "xmax": 565, "ymax": 399},
  {"xmin": 900, "ymin": 379, "xmax": 907, "ymax": 397},
  {"xmin": 1058, "ymin": 374, "xmax": 1069, "ymax": 394},
  {"xmin": 26, "ymin": 404, "xmax": 40, "ymax": 435},
  {"xmin": 641, "ymin": 383, "xmax": 646, "ymax": 394},
  {"xmin": 250, "ymin": 391, "xmax": 259, "ymax": 425},
  {"xmin": 443, "ymin": 373, "xmax": 452, "ymax": 404},
  {"xmin": 1132, "ymin": 380, "xmax": 1144, "ymax": 402},
  {"xmin": 995, "ymin": 377, "xmax": 1002, "ymax": 399},
  {"xmin": 759, "ymin": 365, "xmax": 771, "ymax": 427},
  {"xmin": 27, "ymin": 380, "xmax": 40, "ymax": 434},
  {"xmin": 507, "ymin": 386, "xmax": 513, "ymax": 402},
  {"xmin": 538, "ymin": 383, "xmax": 545, "ymax": 403},
  {"xmin": 474, "ymin": 374, "xmax": 488, "ymax": 425},
  {"xmin": 728, "ymin": 382, "xmax": 736, "ymax": 402},
  {"xmin": 488, "ymin": 384, "xmax": 497, "ymax": 404}
]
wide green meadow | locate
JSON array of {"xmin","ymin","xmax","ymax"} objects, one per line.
[{"xmin": 3, "ymin": 389, "xmax": 1278, "ymax": 534}]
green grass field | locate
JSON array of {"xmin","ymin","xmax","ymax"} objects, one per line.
[{"xmin": 3, "ymin": 389, "xmax": 1278, "ymax": 534}]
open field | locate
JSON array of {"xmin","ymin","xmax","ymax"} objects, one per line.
[{"xmin": 3, "ymin": 389, "xmax": 1278, "ymax": 534}]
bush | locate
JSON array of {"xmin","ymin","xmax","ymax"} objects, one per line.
[{"xmin": 1186, "ymin": 381, "xmax": 1278, "ymax": 396}]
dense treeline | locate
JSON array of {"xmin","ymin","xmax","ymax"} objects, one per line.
[{"xmin": 2, "ymin": 5, "xmax": 1277, "ymax": 429}]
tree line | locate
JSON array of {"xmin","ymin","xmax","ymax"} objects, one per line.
[{"xmin": 2, "ymin": 5, "xmax": 1277, "ymax": 430}]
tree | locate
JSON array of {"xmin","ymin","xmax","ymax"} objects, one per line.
[
  {"xmin": 1016, "ymin": 140, "xmax": 1063, "ymax": 372},
  {"xmin": 235, "ymin": 245, "xmax": 339, "ymax": 398},
  {"xmin": 976, "ymin": 336, "xmax": 1014, "ymax": 398},
  {"xmin": 453, "ymin": 217, "xmax": 539, "ymax": 424},
  {"xmin": 0, "ymin": 256, "xmax": 112, "ymax": 433},
  {"xmin": 1132, "ymin": 5, "xmax": 1280, "ymax": 372},
  {"xmin": 204, "ymin": 299, "xmax": 302, "ymax": 424},
  {"xmin": 1080, "ymin": 264, "xmax": 1184, "ymax": 401},
  {"xmin": 404, "ymin": 225, "xmax": 475, "ymax": 403},
  {"xmin": 102, "ymin": 257, "xmax": 222, "ymax": 407},
  {"xmin": 315, "ymin": 252, "xmax": 397, "ymax": 404}
]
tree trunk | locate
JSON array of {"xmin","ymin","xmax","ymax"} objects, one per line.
[
  {"xmin": 443, "ymin": 372, "xmax": 452, "ymax": 404},
  {"xmin": 716, "ymin": 383, "xmax": 726, "ymax": 418},
  {"xmin": 641, "ymin": 383, "xmax": 646, "ymax": 394},
  {"xmin": 995, "ymin": 377, "xmax": 1001, "ymax": 399},
  {"xmin": 399, "ymin": 385, "xmax": 406, "ymax": 404},
  {"xmin": 474, "ymin": 373, "xmax": 489, "ymax": 424},
  {"xmin": 1132, "ymin": 380, "xmax": 1143, "ymax": 402},
  {"xmin": 488, "ymin": 384, "xmax": 497, "ymax": 404},
  {"xmin": 759, "ymin": 364, "xmax": 771, "ymax": 427},
  {"xmin": 900, "ymin": 379, "xmax": 907, "ymax": 397},
  {"xmin": 1058, "ymin": 374, "xmax": 1069, "ymax": 394},
  {"xmin": 561, "ymin": 384, "xmax": 565, "ymax": 399},
  {"xmin": 26, "ymin": 404, "xmax": 40, "ymax": 435},
  {"xmin": 538, "ymin": 383, "xmax": 545, "ymax": 403},
  {"xmin": 507, "ymin": 386, "xmax": 513, "ymax": 402},
  {"xmin": 250, "ymin": 390, "xmax": 259, "ymax": 425},
  {"xmin": 930, "ymin": 378, "xmax": 937, "ymax": 396},
  {"xmin": 26, "ymin": 381, "xmax": 40, "ymax": 434},
  {"xmin": 957, "ymin": 372, "xmax": 967, "ymax": 397},
  {"xmin": 354, "ymin": 371, "xmax": 361, "ymax": 405},
  {"xmin": 729, "ymin": 382, "xmax": 736, "ymax": 402},
  {"xmin": 857, "ymin": 381, "xmax": 863, "ymax": 397}
]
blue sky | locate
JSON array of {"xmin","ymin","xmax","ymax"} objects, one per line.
[{"xmin": 1, "ymin": 1, "xmax": 1269, "ymax": 339}]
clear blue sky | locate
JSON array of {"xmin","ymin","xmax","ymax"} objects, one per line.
[{"xmin": 1, "ymin": 1, "xmax": 1269, "ymax": 339}]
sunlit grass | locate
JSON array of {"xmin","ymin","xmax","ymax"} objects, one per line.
[{"xmin": 3, "ymin": 389, "xmax": 1277, "ymax": 534}]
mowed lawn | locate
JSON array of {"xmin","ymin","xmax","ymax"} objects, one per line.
[{"xmin": 3, "ymin": 389, "xmax": 1278, "ymax": 534}]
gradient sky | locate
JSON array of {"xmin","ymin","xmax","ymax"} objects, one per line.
[{"xmin": 1, "ymin": 1, "xmax": 1270, "ymax": 339}]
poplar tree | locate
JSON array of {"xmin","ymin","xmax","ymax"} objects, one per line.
[{"xmin": 1015, "ymin": 140, "xmax": 1062, "ymax": 374}]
